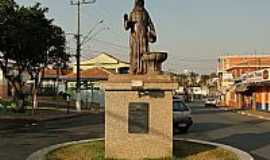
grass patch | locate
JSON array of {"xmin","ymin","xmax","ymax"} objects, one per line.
[
  {"xmin": 47, "ymin": 141, "xmax": 105, "ymax": 160},
  {"xmin": 46, "ymin": 140, "xmax": 239, "ymax": 160},
  {"xmin": 174, "ymin": 141, "xmax": 239, "ymax": 160},
  {"xmin": 0, "ymin": 110, "xmax": 32, "ymax": 116},
  {"xmin": 0, "ymin": 98, "xmax": 32, "ymax": 115}
]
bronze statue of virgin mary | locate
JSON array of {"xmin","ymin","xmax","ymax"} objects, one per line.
[{"xmin": 124, "ymin": 0, "xmax": 157, "ymax": 74}]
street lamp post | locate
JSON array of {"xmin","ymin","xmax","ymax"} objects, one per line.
[{"xmin": 70, "ymin": 0, "xmax": 96, "ymax": 112}]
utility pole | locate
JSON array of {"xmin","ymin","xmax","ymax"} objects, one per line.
[{"xmin": 71, "ymin": 0, "xmax": 96, "ymax": 112}]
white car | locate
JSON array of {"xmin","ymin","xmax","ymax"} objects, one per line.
[
  {"xmin": 205, "ymin": 98, "xmax": 217, "ymax": 107},
  {"xmin": 173, "ymin": 98, "xmax": 193, "ymax": 133}
]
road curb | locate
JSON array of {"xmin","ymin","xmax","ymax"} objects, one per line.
[
  {"xmin": 174, "ymin": 138, "xmax": 254, "ymax": 160},
  {"xmin": 237, "ymin": 111, "xmax": 270, "ymax": 121},
  {"xmin": 26, "ymin": 138, "xmax": 253, "ymax": 160},
  {"xmin": 218, "ymin": 107, "xmax": 270, "ymax": 121}
]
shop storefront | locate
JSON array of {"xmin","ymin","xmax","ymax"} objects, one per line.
[{"xmin": 236, "ymin": 82, "xmax": 270, "ymax": 112}]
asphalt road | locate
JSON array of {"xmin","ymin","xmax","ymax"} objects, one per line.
[
  {"xmin": 0, "ymin": 113, "xmax": 105, "ymax": 160},
  {"xmin": 0, "ymin": 103, "xmax": 269, "ymax": 160},
  {"xmin": 177, "ymin": 102, "xmax": 270, "ymax": 160}
]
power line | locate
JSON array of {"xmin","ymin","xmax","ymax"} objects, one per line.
[
  {"xmin": 82, "ymin": 45, "xmax": 127, "ymax": 57},
  {"xmin": 169, "ymin": 58, "xmax": 216, "ymax": 62},
  {"xmin": 90, "ymin": 6, "xmax": 127, "ymax": 43},
  {"xmin": 81, "ymin": 19, "xmax": 104, "ymax": 45},
  {"xmin": 81, "ymin": 27, "xmax": 110, "ymax": 46},
  {"xmin": 80, "ymin": 48, "xmax": 127, "ymax": 61},
  {"xmin": 92, "ymin": 38, "xmax": 129, "ymax": 49}
]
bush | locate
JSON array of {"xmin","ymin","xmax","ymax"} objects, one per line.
[
  {"xmin": 6, "ymin": 102, "xmax": 16, "ymax": 111},
  {"xmin": 0, "ymin": 99, "xmax": 13, "ymax": 106},
  {"xmin": 0, "ymin": 103, "xmax": 6, "ymax": 112},
  {"xmin": 0, "ymin": 99, "xmax": 16, "ymax": 112}
]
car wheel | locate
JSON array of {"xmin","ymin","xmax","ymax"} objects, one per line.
[
  {"xmin": 173, "ymin": 125, "xmax": 181, "ymax": 134},
  {"xmin": 179, "ymin": 126, "xmax": 190, "ymax": 133}
]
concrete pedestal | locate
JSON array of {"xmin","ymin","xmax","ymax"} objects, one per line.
[{"xmin": 104, "ymin": 75, "xmax": 177, "ymax": 160}]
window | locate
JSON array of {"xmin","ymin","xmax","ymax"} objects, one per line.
[
  {"xmin": 118, "ymin": 67, "xmax": 129, "ymax": 74},
  {"xmin": 173, "ymin": 101, "xmax": 189, "ymax": 112}
]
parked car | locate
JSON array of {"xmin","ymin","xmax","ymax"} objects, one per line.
[
  {"xmin": 204, "ymin": 98, "xmax": 217, "ymax": 107},
  {"xmin": 173, "ymin": 98, "xmax": 193, "ymax": 133},
  {"xmin": 173, "ymin": 94, "xmax": 185, "ymax": 101}
]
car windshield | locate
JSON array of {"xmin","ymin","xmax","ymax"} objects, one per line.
[{"xmin": 173, "ymin": 101, "xmax": 189, "ymax": 111}]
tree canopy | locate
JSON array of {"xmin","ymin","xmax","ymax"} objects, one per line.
[
  {"xmin": 0, "ymin": 1, "xmax": 68, "ymax": 73},
  {"xmin": 0, "ymin": 0, "xmax": 69, "ymax": 111}
]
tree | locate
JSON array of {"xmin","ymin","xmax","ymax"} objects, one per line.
[
  {"xmin": 199, "ymin": 75, "xmax": 210, "ymax": 87},
  {"xmin": 0, "ymin": 0, "xmax": 68, "ymax": 112},
  {"xmin": 177, "ymin": 74, "xmax": 188, "ymax": 86},
  {"xmin": 189, "ymin": 72, "xmax": 199, "ymax": 87},
  {"xmin": 210, "ymin": 72, "xmax": 217, "ymax": 79},
  {"xmin": 0, "ymin": 0, "xmax": 16, "ymax": 23}
]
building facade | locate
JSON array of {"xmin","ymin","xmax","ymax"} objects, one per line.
[
  {"xmin": 62, "ymin": 53, "xmax": 130, "ymax": 107},
  {"xmin": 235, "ymin": 68, "xmax": 270, "ymax": 112},
  {"xmin": 217, "ymin": 55, "xmax": 270, "ymax": 107}
]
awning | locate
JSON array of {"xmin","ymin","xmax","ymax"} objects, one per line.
[
  {"xmin": 236, "ymin": 81, "xmax": 270, "ymax": 93},
  {"xmin": 235, "ymin": 83, "xmax": 250, "ymax": 93}
]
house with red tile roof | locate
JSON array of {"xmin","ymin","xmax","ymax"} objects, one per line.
[{"xmin": 62, "ymin": 67, "xmax": 112, "ymax": 81}]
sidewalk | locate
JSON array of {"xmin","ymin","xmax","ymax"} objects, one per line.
[
  {"xmin": 0, "ymin": 107, "xmax": 101, "ymax": 124},
  {"xmin": 217, "ymin": 106, "xmax": 270, "ymax": 120},
  {"xmin": 237, "ymin": 110, "xmax": 270, "ymax": 121},
  {"xmin": 217, "ymin": 106, "xmax": 243, "ymax": 112}
]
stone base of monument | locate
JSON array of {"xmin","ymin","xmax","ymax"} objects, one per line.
[{"xmin": 104, "ymin": 74, "xmax": 177, "ymax": 160}]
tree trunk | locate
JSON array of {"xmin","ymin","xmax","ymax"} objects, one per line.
[
  {"xmin": 32, "ymin": 72, "xmax": 42, "ymax": 115},
  {"xmin": 15, "ymin": 90, "xmax": 25, "ymax": 113},
  {"xmin": 55, "ymin": 67, "xmax": 60, "ymax": 96},
  {"xmin": 32, "ymin": 85, "xmax": 38, "ymax": 115}
]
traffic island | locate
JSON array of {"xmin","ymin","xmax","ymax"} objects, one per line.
[{"xmin": 26, "ymin": 138, "xmax": 253, "ymax": 160}]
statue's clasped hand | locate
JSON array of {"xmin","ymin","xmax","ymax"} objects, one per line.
[{"xmin": 124, "ymin": 14, "xmax": 128, "ymax": 21}]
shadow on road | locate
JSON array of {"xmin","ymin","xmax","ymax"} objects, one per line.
[
  {"xmin": 173, "ymin": 140, "xmax": 217, "ymax": 158},
  {"xmin": 189, "ymin": 122, "xmax": 232, "ymax": 133},
  {"xmin": 0, "ymin": 113, "xmax": 105, "ymax": 136},
  {"xmin": 192, "ymin": 109, "xmax": 231, "ymax": 115},
  {"xmin": 215, "ymin": 132, "xmax": 270, "ymax": 160}
]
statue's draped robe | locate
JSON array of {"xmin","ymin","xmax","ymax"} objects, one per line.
[{"xmin": 125, "ymin": 6, "xmax": 156, "ymax": 74}]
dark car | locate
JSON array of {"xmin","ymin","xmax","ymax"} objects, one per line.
[{"xmin": 173, "ymin": 99, "xmax": 193, "ymax": 133}]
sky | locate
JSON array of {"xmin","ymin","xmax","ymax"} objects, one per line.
[{"xmin": 16, "ymin": 0, "xmax": 270, "ymax": 74}]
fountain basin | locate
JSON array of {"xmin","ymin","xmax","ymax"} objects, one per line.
[{"xmin": 142, "ymin": 52, "xmax": 168, "ymax": 75}]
